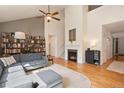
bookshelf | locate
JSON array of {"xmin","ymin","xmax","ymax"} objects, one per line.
[{"xmin": 0, "ymin": 32, "xmax": 46, "ymax": 56}]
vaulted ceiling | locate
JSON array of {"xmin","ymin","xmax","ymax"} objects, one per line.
[{"xmin": 0, "ymin": 5, "xmax": 67, "ymax": 22}]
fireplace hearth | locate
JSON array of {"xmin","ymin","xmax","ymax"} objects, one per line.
[{"xmin": 68, "ymin": 49, "xmax": 77, "ymax": 62}]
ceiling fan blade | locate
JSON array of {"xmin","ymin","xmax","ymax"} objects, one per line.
[
  {"xmin": 52, "ymin": 17, "xmax": 60, "ymax": 21},
  {"xmin": 39, "ymin": 10, "xmax": 47, "ymax": 15},
  {"xmin": 51, "ymin": 12, "xmax": 59, "ymax": 16}
]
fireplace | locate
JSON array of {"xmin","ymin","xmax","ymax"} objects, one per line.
[{"xmin": 68, "ymin": 49, "xmax": 77, "ymax": 62}]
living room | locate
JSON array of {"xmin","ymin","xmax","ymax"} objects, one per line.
[{"xmin": 0, "ymin": 2, "xmax": 124, "ymax": 91}]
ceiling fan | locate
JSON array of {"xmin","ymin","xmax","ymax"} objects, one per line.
[{"xmin": 39, "ymin": 5, "xmax": 60, "ymax": 22}]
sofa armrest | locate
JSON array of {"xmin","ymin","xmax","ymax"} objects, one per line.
[{"xmin": 42, "ymin": 56, "xmax": 49, "ymax": 65}]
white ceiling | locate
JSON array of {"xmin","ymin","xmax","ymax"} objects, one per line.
[
  {"xmin": 103, "ymin": 20, "xmax": 124, "ymax": 33},
  {"xmin": 0, "ymin": 5, "xmax": 67, "ymax": 22}
]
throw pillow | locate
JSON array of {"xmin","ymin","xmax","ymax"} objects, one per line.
[
  {"xmin": 5, "ymin": 56, "xmax": 16, "ymax": 65},
  {"xmin": 0, "ymin": 56, "xmax": 16, "ymax": 67},
  {"xmin": 10, "ymin": 56, "xmax": 16, "ymax": 64},
  {"xmin": 4, "ymin": 57, "xmax": 11, "ymax": 66},
  {"xmin": 0, "ymin": 58, "xmax": 8, "ymax": 67}
]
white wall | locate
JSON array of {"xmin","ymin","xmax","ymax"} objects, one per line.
[
  {"xmin": 44, "ymin": 10, "xmax": 65, "ymax": 58},
  {"xmin": 87, "ymin": 5, "xmax": 124, "ymax": 65},
  {"xmin": 0, "ymin": 17, "xmax": 44, "ymax": 36},
  {"xmin": 102, "ymin": 27, "xmax": 113, "ymax": 64},
  {"xmin": 65, "ymin": 5, "xmax": 88, "ymax": 64}
]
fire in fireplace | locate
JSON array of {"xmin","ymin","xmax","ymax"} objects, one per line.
[{"xmin": 68, "ymin": 49, "xmax": 77, "ymax": 62}]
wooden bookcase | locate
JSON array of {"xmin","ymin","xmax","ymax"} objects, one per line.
[{"xmin": 0, "ymin": 32, "xmax": 46, "ymax": 56}]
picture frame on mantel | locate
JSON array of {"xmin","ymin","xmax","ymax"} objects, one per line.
[{"xmin": 69, "ymin": 28, "xmax": 76, "ymax": 43}]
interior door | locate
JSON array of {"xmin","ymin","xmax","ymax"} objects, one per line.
[{"xmin": 118, "ymin": 37, "xmax": 124, "ymax": 55}]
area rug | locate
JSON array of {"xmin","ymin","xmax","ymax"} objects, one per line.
[
  {"xmin": 32, "ymin": 64, "xmax": 91, "ymax": 88},
  {"xmin": 107, "ymin": 61, "xmax": 124, "ymax": 74}
]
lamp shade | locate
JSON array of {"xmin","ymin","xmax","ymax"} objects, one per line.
[
  {"xmin": 90, "ymin": 40, "xmax": 97, "ymax": 49},
  {"xmin": 14, "ymin": 32, "xmax": 26, "ymax": 39}
]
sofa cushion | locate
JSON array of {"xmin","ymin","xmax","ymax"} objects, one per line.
[
  {"xmin": 20, "ymin": 53, "xmax": 42, "ymax": 62},
  {"xmin": 9, "ymin": 62, "xmax": 22, "ymax": 67},
  {"xmin": 21, "ymin": 60, "xmax": 46, "ymax": 66},
  {"xmin": 3, "ymin": 64, "xmax": 23, "ymax": 74},
  {"xmin": 0, "ymin": 65, "xmax": 3, "ymax": 78},
  {"xmin": 13, "ymin": 54, "xmax": 21, "ymax": 63},
  {"xmin": 42, "ymin": 56, "xmax": 49, "ymax": 65},
  {"xmin": 0, "ymin": 70, "xmax": 25, "ymax": 84},
  {"xmin": 0, "ymin": 60, "xmax": 4, "ymax": 78},
  {"xmin": 0, "ymin": 60, "xmax": 4, "ymax": 68},
  {"xmin": 0, "ymin": 76, "xmax": 33, "ymax": 88}
]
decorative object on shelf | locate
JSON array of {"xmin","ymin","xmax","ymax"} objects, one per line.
[
  {"xmin": 69, "ymin": 28, "xmax": 76, "ymax": 43},
  {"xmin": 38, "ymin": 5, "xmax": 60, "ymax": 22},
  {"xmin": 14, "ymin": 32, "xmax": 26, "ymax": 39}
]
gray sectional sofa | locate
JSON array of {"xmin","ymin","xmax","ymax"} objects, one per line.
[
  {"xmin": 0, "ymin": 53, "xmax": 63, "ymax": 88},
  {"xmin": 13, "ymin": 53, "xmax": 49, "ymax": 71}
]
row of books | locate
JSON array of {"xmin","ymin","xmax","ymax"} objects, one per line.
[
  {"xmin": 1, "ymin": 32, "xmax": 11, "ymax": 37},
  {"xmin": 2, "ymin": 38, "xmax": 9, "ymax": 43},
  {"xmin": 1, "ymin": 43, "xmax": 25, "ymax": 48},
  {"xmin": 3, "ymin": 48, "xmax": 45, "ymax": 54},
  {"xmin": 2, "ymin": 38, "xmax": 25, "ymax": 43},
  {"xmin": 27, "ymin": 36, "xmax": 45, "ymax": 39},
  {"xmin": 30, "ymin": 48, "xmax": 45, "ymax": 52},
  {"xmin": 28, "ymin": 40, "xmax": 45, "ymax": 44},
  {"xmin": 2, "ymin": 44, "xmax": 45, "ymax": 49},
  {"xmin": 5, "ymin": 49, "xmax": 21, "ymax": 54}
]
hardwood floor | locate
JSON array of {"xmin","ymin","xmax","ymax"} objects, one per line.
[{"xmin": 53, "ymin": 56, "xmax": 124, "ymax": 88}]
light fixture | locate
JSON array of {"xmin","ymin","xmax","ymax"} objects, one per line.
[
  {"xmin": 14, "ymin": 32, "xmax": 26, "ymax": 39},
  {"xmin": 90, "ymin": 40, "xmax": 97, "ymax": 49},
  {"xmin": 46, "ymin": 16, "xmax": 52, "ymax": 20}
]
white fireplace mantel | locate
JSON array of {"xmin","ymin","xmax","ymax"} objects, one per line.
[
  {"xmin": 65, "ymin": 44, "xmax": 83, "ymax": 63},
  {"xmin": 65, "ymin": 44, "xmax": 80, "ymax": 49}
]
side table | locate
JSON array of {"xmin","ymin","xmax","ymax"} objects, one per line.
[{"xmin": 47, "ymin": 55, "xmax": 54, "ymax": 64}]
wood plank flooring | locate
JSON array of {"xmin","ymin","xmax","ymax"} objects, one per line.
[{"xmin": 53, "ymin": 56, "xmax": 124, "ymax": 88}]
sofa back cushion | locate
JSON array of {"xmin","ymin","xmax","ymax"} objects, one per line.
[
  {"xmin": 13, "ymin": 54, "xmax": 21, "ymax": 63},
  {"xmin": 20, "ymin": 53, "xmax": 42, "ymax": 62},
  {"xmin": 0, "ymin": 60, "xmax": 4, "ymax": 78}
]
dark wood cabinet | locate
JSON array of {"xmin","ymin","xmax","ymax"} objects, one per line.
[{"xmin": 85, "ymin": 49, "xmax": 100, "ymax": 65}]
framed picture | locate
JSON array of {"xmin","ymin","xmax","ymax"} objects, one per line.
[{"xmin": 69, "ymin": 28, "xmax": 76, "ymax": 43}]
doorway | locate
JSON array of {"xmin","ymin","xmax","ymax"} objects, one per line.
[
  {"xmin": 118, "ymin": 37, "xmax": 124, "ymax": 55},
  {"xmin": 48, "ymin": 35, "xmax": 57, "ymax": 57}
]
